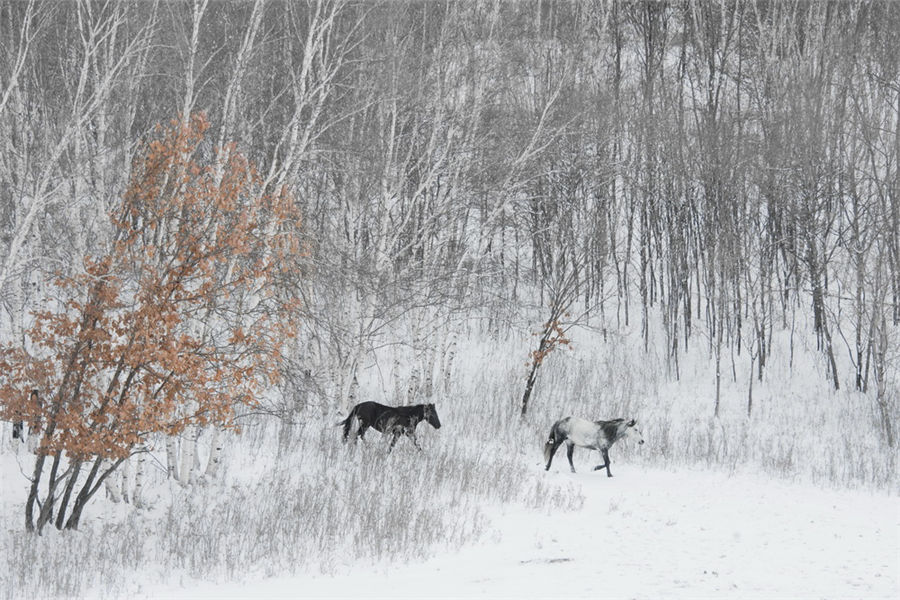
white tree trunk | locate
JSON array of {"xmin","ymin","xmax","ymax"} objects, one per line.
[
  {"xmin": 133, "ymin": 446, "xmax": 146, "ymax": 508},
  {"xmin": 180, "ymin": 426, "xmax": 201, "ymax": 486},
  {"xmin": 423, "ymin": 343, "xmax": 436, "ymax": 400},
  {"xmin": 442, "ymin": 331, "xmax": 457, "ymax": 393},
  {"xmin": 341, "ymin": 292, "xmax": 372, "ymax": 412},
  {"xmin": 204, "ymin": 427, "xmax": 224, "ymax": 481},
  {"xmin": 180, "ymin": 0, "xmax": 208, "ymax": 127},
  {"xmin": 120, "ymin": 455, "xmax": 132, "ymax": 503},
  {"xmin": 25, "ymin": 427, "xmax": 39, "ymax": 455},
  {"xmin": 212, "ymin": 0, "xmax": 265, "ymax": 182},
  {"xmin": 104, "ymin": 459, "xmax": 122, "ymax": 503},
  {"xmin": 347, "ymin": 374, "xmax": 359, "ymax": 409},
  {"xmin": 407, "ymin": 317, "xmax": 423, "ymax": 403},
  {"xmin": 165, "ymin": 436, "xmax": 180, "ymax": 482},
  {"xmin": 393, "ymin": 350, "xmax": 404, "ymax": 403}
]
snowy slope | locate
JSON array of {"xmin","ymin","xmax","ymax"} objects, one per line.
[{"xmin": 145, "ymin": 466, "xmax": 898, "ymax": 600}]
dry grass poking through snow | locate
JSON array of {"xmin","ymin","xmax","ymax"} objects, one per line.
[
  {"xmin": 512, "ymin": 326, "xmax": 899, "ymax": 491},
  {"xmin": 0, "ymin": 410, "xmax": 583, "ymax": 600},
  {"xmin": 1, "ymin": 324, "xmax": 895, "ymax": 599}
]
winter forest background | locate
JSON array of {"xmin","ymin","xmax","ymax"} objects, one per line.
[{"xmin": 0, "ymin": 0, "xmax": 897, "ymax": 597}]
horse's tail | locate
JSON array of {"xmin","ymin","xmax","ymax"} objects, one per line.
[
  {"xmin": 543, "ymin": 419, "xmax": 567, "ymax": 463},
  {"xmin": 336, "ymin": 405, "xmax": 359, "ymax": 440}
]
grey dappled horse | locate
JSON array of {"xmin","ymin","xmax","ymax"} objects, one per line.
[{"xmin": 544, "ymin": 417, "xmax": 644, "ymax": 476}]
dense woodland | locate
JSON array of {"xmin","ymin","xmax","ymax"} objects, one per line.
[{"xmin": 0, "ymin": 0, "xmax": 897, "ymax": 532}]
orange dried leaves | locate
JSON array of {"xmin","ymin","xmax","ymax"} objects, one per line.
[{"xmin": 0, "ymin": 113, "xmax": 303, "ymax": 460}]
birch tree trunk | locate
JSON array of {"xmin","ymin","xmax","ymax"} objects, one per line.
[
  {"xmin": 104, "ymin": 461, "xmax": 122, "ymax": 503},
  {"xmin": 133, "ymin": 446, "xmax": 147, "ymax": 508},
  {"xmin": 180, "ymin": 426, "xmax": 201, "ymax": 486},
  {"xmin": 166, "ymin": 437, "xmax": 180, "ymax": 482},
  {"xmin": 204, "ymin": 427, "xmax": 225, "ymax": 481}
]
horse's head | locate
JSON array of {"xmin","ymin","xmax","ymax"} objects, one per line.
[
  {"xmin": 424, "ymin": 404, "xmax": 441, "ymax": 429},
  {"xmin": 626, "ymin": 419, "xmax": 645, "ymax": 445}
]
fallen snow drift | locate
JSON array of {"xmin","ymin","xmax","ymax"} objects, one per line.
[{"xmin": 147, "ymin": 467, "xmax": 898, "ymax": 600}]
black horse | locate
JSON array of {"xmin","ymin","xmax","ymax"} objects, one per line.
[{"xmin": 338, "ymin": 401, "xmax": 441, "ymax": 450}]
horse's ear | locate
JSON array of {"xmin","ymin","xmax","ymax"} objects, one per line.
[{"xmin": 627, "ymin": 419, "xmax": 636, "ymax": 427}]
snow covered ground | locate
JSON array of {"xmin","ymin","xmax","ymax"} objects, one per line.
[
  {"xmin": 3, "ymin": 326, "xmax": 897, "ymax": 599},
  {"xmin": 146, "ymin": 466, "xmax": 898, "ymax": 600}
]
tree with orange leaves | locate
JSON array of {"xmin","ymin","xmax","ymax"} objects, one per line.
[{"xmin": 0, "ymin": 113, "xmax": 304, "ymax": 532}]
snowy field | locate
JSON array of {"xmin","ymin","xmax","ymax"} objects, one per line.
[
  {"xmin": 2, "ymin": 327, "xmax": 898, "ymax": 599},
  {"xmin": 147, "ymin": 466, "xmax": 898, "ymax": 600},
  {"xmin": 2, "ymin": 425, "xmax": 897, "ymax": 600}
]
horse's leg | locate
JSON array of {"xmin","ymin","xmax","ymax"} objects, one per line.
[
  {"xmin": 357, "ymin": 423, "xmax": 369, "ymax": 441},
  {"xmin": 409, "ymin": 430, "xmax": 422, "ymax": 451},
  {"xmin": 592, "ymin": 448, "xmax": 613, "ymax": 477},
  {"xmin": 544, "ymin": 441, "xmax": 561, "ymax": 470},
  {"xmin": 566, "ymin": 442, "xmax": 576, "ymax": 473},
  {"xmin": 388, "ymin": 431, "xmax": 400, "ymax": 453}
]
